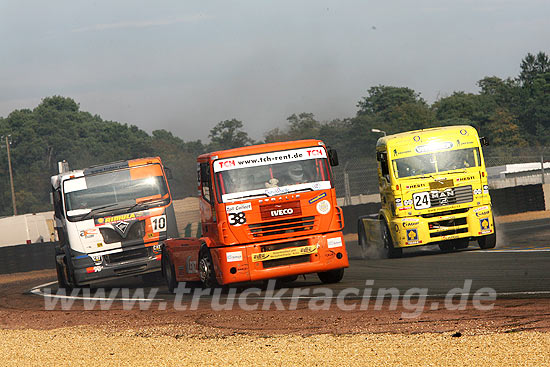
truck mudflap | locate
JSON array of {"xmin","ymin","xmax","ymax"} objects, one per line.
[
  {"xmin": 211, "ymin": 233, "xmax": 349, "ymax": 285},
  {"xmin": 389, "ymin": 205, "xmax": 495, "ymax": 248}
]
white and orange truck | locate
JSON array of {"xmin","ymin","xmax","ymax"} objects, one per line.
[
  {"xmin": 358, "ymin": 125, "xmax": 496, "ymax": 257},
  {"xmin": 162, "ymin": 139, "xmax": 348, "ymax": 290},
  {"xmin": 51, "ymin": 157, "xmax": 178, "ymax": 289}
]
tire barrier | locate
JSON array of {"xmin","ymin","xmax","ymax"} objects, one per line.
[
  {"xmin": 490, "ymin": 184, "xmax": 545, "ymax": 215},
  {"xmin": 0, "ymin": 242, "xmax": 56, "ymax": 275}
]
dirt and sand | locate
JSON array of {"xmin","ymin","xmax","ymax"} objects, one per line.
[{"xmin": 0, "ymin": 211, "xmax": 549, "ymax": 365}]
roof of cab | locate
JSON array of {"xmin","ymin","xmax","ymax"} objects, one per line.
[
  {"xmin": 198, "ymin": 139, "xmax": 326, "ymax": 161},
  {"xmin": 376, "ymin": 125, "xmax": 478, "ymax": 149}
]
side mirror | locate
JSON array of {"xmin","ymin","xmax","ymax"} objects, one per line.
[
  {"xmin": 164, "ymin": 166, "xmax": 174, "ymax": 180},
  {"xmin": 200, "ymin": 163, "xmax": 211, "ymax": 183},
  {"xmin": 480, "ymin": 137, "xmax": 489, "ymax": 146},
  {"xmin": 376, "ymin": 151, "xmax": 383, "ymax": 161},
  {"xmin": 327, "ymin": 147, "xmax": 339, "ymax": 166}
]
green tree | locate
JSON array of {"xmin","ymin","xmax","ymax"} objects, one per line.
[{"xmin": 208, "ymin": 119, "xmax": 254, "ymax": 151}]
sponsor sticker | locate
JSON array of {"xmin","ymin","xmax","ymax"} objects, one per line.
[
  {"xmin": 226, "ymin": 251, "xmax": 243, "ymax": 262},
  {"xmin": 473, "ymin": 206, "xmax": 489, "ymax": 212},
  {"xmin": 327, "ymin": 237, "xmax": 342, "ymax": 248},
  {"xmin": 214, "ymin": 147, "xmax": 327, "ymax": 172},
  {"xmin": 406, "ymin": 229, "xmax": 418, "ymax": 242},
  {"xmin": 309, "ymin": 192, "xmax": 327, "ymax": 204},
  {"xmin": 316, "ymin": 200, "xmax": 331, "ymax": 215},
  {"xmin": 480, "ymin": 218, "xmax": 491, "ymax": 233},
  {"xmin": 252, "ymin": 245, "xmax": 318, "ymax": 262},
  {"xmin": 226, "ymin": 202, "xmax": 252, "ymax": 214}
]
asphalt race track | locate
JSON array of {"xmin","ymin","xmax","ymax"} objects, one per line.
[{"xmin": 28, "ymin": 217, "xmax": 550, "ymax": 305}]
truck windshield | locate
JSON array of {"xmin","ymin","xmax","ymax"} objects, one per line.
[
  {"xmin": 394, "ymin": 147, "xmax": 480, "ymax": 179},
  {"xmin": 214, "ymin": 148, "xmax": 332, "ymax": 202},
  {"xmin": 63, "ymin": 164, "xmax": 169, "ymax": 220}
]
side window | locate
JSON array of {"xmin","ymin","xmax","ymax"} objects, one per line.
[
  {"xmin": 380, "ymin": 152, "xmax": 390, "ymax": 181},
  {"xmin": 200, "ymin": 163, "xmax": 212, "ymax": 203},
  {"xmin": 52, "ymin": 188, "xmax": 64, "ymax": 219}
]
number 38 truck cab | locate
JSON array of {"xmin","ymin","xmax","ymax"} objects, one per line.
[
  {"xmin": 162, "ymin": 140, "xmax": 348, "ymax": 290},
  {"xmin": 51, "ymin": 157, "xmax": 178, "ymax": 289},
  {"xmin": 365, "ymin": 125, "xmax": 496, "ymax": 257}
]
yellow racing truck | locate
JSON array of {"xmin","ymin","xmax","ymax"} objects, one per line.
[{"xmin": 359, "ymin": 125, "xmax": 496, "ymax": 257}]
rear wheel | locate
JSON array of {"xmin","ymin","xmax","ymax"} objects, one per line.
[
  {"xmin": 198, "ymin": 248, "xmax": 220, "ymax": 288},
  {"xmin": 357, "ymin": 219, "xmax": 368, "ymax": 259},
  {"xmin": 478, "ymin": 232, "xmax": 497, "ymax": 249},
  {"xmin": 382, "ymin": 221, "xmax": 402, "ymax": 258},
  {"xmin": 317, "ymin": 268, "xmax": 345, "ymax": 284},
  {"xmin": 162, "ymin": 251, "xmax": 178, "ymax": 293}
]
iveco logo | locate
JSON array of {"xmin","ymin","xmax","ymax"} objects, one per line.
[{"xmin": 271, "ymin": 208, "xmax": 294, "ymax": 217}]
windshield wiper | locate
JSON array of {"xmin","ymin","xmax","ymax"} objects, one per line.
[
  {"xmin": 228, "ymin": 193, "xmax": 269, "ymax": 201},
  {"xmin": 81, "ymin": 203, "xmax": 120, "ymax": 220},
  {"xmin": 268, "ymin": 187, "xmax": 314, "ymax": 196},
  {"xmin": 126, "ymin": 198, "xmax": 168, "ymax": 212}
]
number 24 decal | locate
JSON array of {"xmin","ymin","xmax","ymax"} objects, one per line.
[{"xmin": 228, "ymin": 212, "xmax": 246, "ymax": 226}]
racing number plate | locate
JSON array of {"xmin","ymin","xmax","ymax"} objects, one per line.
[{"xmin": 412, "ymin": 192, "xmax": 431, "ymax": 209}]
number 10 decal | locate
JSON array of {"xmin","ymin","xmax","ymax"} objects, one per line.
[
  {"xmin": 412, "ymin": 192, "xmax": 431, "ymax": 210},
  {"xmin": 151, "ymin": 215, "xmax": 167, "ymax": 232}
]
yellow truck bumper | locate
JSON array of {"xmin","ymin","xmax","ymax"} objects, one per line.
[{"xmin": 390, "ymin": 205, "xmax": 495, "ymax": 248}]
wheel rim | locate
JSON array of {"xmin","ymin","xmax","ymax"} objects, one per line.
[{"xmin": 199, "ymin": 256, "xmax": 211, "ymax": 283}]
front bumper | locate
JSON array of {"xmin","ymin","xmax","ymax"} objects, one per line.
[
  {"xmin": 390, "ymin": 205, "xmax": 495, "ymax": 248},
  {"xmin": 211, "ymin": 232, "xmax": 349, "ymax": 285},
  {"xmin": 71, "ymin": 246, "xmax": 162, "ymax": 285}
]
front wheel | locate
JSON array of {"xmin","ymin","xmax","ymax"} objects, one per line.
[
  {"xmin": 162, "ymin": 251, "xmax": 178, "ymax": 293},
  {"xmin": 55, "ymin": 258, "xmax": 72, "ymax": 291},
  {"xmin": 478, "ymin": 232, "xmax": 497, "ymax": 249},
  {"xmin": 317, "ymin": 268, "xmax": 345, "ymax": 284},
  {"xmin": 382, "ymin": 221, "xmax": 402, "ymax": 258},
  {"xmin": 198, "ymin": 248, "xmax": 220, "ymax": 288}
]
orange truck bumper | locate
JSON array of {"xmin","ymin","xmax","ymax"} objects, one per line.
[{"xmin": 211, "ymin": 232, "xmax": 349, "ymax": 285}]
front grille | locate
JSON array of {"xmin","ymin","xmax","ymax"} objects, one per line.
[
  {"xmin": 421, "ymin": 208, "xmax": 469, "ymax": 218},
  {"xmin": 99, "ymin": 220, "xmax": 146, "ymax": 244},
  {"xmin": 428, "ymin": 185, "xmax": 473, "ymax": 208},
  {"xmin": 429, "ymin": 217, "xmax": 467, "ymax": 230},
  {"xmin": 262, "ymin": 255, "xmax": 310, "ymax": 269},
  {"xmin": 261, "ymin": 240, "xmax": 308, "ymax": 252},
  {"xmin": 430, "ymin": 227, "xmax": 469, "ymax": 238},
  {"xmin": 106, "ymin": 247, "xmax": 149, "ymax": 264},
  {"xmin": 248, "ymin": 216, "xmax": 315, "ymax": 238}
]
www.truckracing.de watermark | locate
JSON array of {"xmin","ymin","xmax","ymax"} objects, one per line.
[{"xmin": 38, "ymin": 279, "xmax": 496, "ymax": 319}]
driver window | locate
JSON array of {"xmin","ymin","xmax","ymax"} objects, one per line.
[{"xmin": 380, "ymin": 153, "xmax": 390, "ymax": 181}]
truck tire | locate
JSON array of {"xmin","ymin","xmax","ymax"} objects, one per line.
[
  {"xmin": 198, "ymin": 248, "xmax": 220, "ymax": 288},
  {"xmin": 55, "ymin": 258, "xmax": 72, "ymax": 291},
  {"xmin": 317, "ymin": 268, "xmax": 345, "ymax": 284},
  {"xmin": 162, "ymin": 251, "xmax": 178, "ymax": 293},
  {"xmin": 478, "ymin": 232, "xmax": 497, "ymax": 249},
  {"xmin": 382, "ymin": 221, "xmax": 402, "ymax": 258}
]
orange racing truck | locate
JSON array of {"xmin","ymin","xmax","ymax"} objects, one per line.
[
  {"xmin": 162, "ymin": 140, "xmax": 348, "ymax": 290},
  {"xmin": 51, "ymin": 157, "xmax": 178, "ymax": 289}
]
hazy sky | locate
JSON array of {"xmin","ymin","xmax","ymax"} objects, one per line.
[{"xmin": 1, "ymin": 1, "xmax": 549, "ymax": 141}]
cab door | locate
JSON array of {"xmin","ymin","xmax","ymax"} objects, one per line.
[{"xmin": 198, "ymin": 162, "xmax": 218, "ymax": 239}]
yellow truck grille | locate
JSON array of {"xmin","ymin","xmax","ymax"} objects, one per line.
[{"xmin": 429, "ymin": 185, "xmax": 473, "ymax": 208}]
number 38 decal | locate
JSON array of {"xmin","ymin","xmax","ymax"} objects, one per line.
[{"xmin": 228, "ymin": 212, "xmax": 247, "ymax": 226}]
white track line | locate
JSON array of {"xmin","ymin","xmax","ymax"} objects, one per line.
[{"xmin": 29, "ymin": 281, "xmax": 165, "ymax": 302}]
